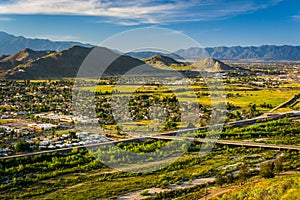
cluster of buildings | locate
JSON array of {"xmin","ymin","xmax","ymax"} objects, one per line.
[
  {"xmin": 37, "ymin": 132, "xmax": 109, "ymax": 150},
  {"xmin": 27, "ymin": 123, "xmax": 58, "ymax": 131},
  {"xmin": 0, "ymin": 111, "xmax": 32, "ymax": 119},
  {"xmin": 35, "ymin": 113, "xmax": 98, "ymax": 124},
  {"xmin": 0, "ymin": 125, "xmax": 26, "ymax": 136}
]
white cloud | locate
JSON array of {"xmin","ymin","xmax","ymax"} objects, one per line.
[
  {"xmin": 292, "ymin": 15, "xmax": 300, "ymax": 20},
  {"xmin": 0, "ymin": 17, "xmax": 15, "ymax": 21},
  {"xmin": 0, "ymin": 0, "xmax": 282, "ymax": 25}
]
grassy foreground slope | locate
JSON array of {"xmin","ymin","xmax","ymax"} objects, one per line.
[{"xmin": 214, "ymin": 174, "xmax": 300, "ymax": 200}]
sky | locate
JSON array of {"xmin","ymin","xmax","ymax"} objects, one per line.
[{"xmin": 0, "ymin": 0, "xmax": 300, "ymax": 49}]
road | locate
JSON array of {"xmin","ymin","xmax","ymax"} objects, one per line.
[
  {"xmin": 1, "ymin": 111, "xmax": 299, "ymax": 160},
  {"xmin": 0, "ymin": 137, "xmax": 146, "ymax": 160},
  {"xmin": 149, "ymin": 135, "xmax": 300, "ymax": 151}
]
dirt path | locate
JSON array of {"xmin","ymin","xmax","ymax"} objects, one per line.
[
  {"xmin": 200, "ymin": 186, "xmax": 238, "ymax": 200},
  {"xmin": 117, "ymin": 154, "xmax": 296, "ymax": 200},
  {"xmin": 117, "ymin": 177, "xmax": 215, "ymax": 200}
]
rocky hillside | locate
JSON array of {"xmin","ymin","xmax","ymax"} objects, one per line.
[
  {"xmin": 1, "ymin": 48, "xmax": 53, "ymax": 62},
  {"xmin": 144, "ymin": 54, "xmax": 184, "ymax": 66},
  {"xmin": 193, "ymin": 57, "xmax": 235, "ymax": 71},
  {"xmin": 2, "ymin": 46, "xmax": 151, "ymax": 79},
  {"xmin": 0, "ymin": 48, "xmax": 53, "ymax": 70}
]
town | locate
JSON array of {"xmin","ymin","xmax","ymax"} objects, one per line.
[{"xmin": 0, "ymin": 61, "xmax": 299, "ymax": 156}]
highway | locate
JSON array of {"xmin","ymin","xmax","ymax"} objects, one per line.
[
  {"xmin": 148, "ymin": 135, "xmax": 300, "ymax": 151},
  {"xmin": 1, "ymin": 111, "xmax": 299, "ymax": 160},
  {"xmin": 0, "ymin": 137, "xmax": 145, "ymax": 160}
]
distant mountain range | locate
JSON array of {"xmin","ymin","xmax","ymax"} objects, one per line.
[
  {"xmin": 126, "ymin": 51, "xmax": 184, "ymax": 61},
  {"xmin": 175, "ymin": 45, "xmax": 300, "ymax": 61},
  {"xmin": 0, "ymin": 31, "xmax": 299, "ymax": 79},
  {"xmin": 0, "ymin": 31, "xmax": 299, "ymax": 61},
  {"xmin": 0, "ymin": 31, "xmax": 91, "ymax": 55},
  {"xmin": 124, "ymin": 46, "xmax": 300, "ymax": 61}
]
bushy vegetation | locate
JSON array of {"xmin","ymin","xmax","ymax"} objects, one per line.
[
  {"xmin": 214, "ymin": 174, "xmax": 300, "ymax": 200},
  {"xmin": 194, "ymin": 117, "xmax": 300, "ymax": 145},
  {"xmin": 1, "ymin": 140, "xmax": 295, "ymax": 199}
]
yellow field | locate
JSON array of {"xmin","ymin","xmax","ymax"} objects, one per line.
[{"xmin": 78, "ymin": 84, "xmax": 299, "ymax": 112}]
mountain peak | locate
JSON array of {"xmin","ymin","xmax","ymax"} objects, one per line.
[
  {"xmin": 21, "ymin": 48, "xmax": 35, "ymax": 53},
  {"xmin": 67, "ymin": 45, "xmax": 91, "ymax": 51}
]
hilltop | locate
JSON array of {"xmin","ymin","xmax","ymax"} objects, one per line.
[
  {"xmin": 193, "ymin": 57, "xmax": 235, "ymax": 71},
  {"xmin": 0, "ymin": 48, "xmax": 53, "ymax": 70},
  {"xmin": 1, "ymin": 48, "xmax": 53, "ymax": 62},
  {"xmin": 143, "ymin": 54, "xmax": 184, "ymax": 67}
]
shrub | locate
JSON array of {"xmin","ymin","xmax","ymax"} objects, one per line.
[
  {"xmin": 140, "ymin": 190, "xmax": 150, "ymax": 196},
  {"xmin": 260, "ymin": 161, "xmax": 275, "ymax": 178}
]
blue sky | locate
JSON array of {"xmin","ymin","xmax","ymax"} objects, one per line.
[{"xmin": 0, "ymin": 0, "xmax": 299, "ymax": 48}]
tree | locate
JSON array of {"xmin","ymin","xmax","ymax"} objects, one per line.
[
  {"xmin": 69, "ymin": 131, "xmax": 77, "ymax": 139},
  {"xmin": 260, "ymin": 161, "xmax": 275, "ymax": 178},
  {"xmin": 238, "ymin": 164, "xmax": 249, "ymax": 183},
  {"xmin": 215, "ymin": 175, "xmax": 226, "ymax": 186},
  {"xmin": 15, "ymin": 141, "xmax": 31, "ymax": 152},
  {"xmin": 249, "ymin": 103, "xmax": 257, "ymax": 118},
  {"xmin": 164, "ymin": 119, "xmax": 178, "ymax": 130},
  {"xmin": 140, "ymin": 190, "xmax": 150, "ymax": 196},
  {"xmin": 226, "ymin": 173, "xmax": 235, "ymax": 184},
  {"xmin": 235, "ymin": 111, "xmax": 242, "ymax": 120},
  {"xmin": 274, "ymin": 157, "xmax": 283, "ymax": 175},
  {"xmin": 115, "ymin": 125, "xmax": 122, "ymax": 135},
  {"xmin": 51, "ymin": 128, "xmax": 56, "ymax": 136}
]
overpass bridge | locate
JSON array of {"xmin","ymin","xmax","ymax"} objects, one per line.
[
  {"xmin": 148, "ymin": 135, "xmax": 300, "ymax": 151},
  {"xmin": 1, "ymin": 111, "xmax": 299, "ymax": 160}
]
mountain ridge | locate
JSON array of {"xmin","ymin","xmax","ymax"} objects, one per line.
[
  {"xmin": 1, "ymin": 48, "xmax": 53, "ymax": 62},
  {"xmin": 0, "ymin": 31, "xmax": 92, "ymax": 55},
  {"xmin": 0, "ymin": 48, "xmax": 53, "ymax": 70},
  {"xmin": 2, "ymin": 46, "xmax": 154, "ymax": 79},
  {"xmin": 1, "ymin": 31, "xmax": 299, "ymax": 61},
  {"xmin": 175, "ymin": 45, "xmax": 300, "ymax": 61}
]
